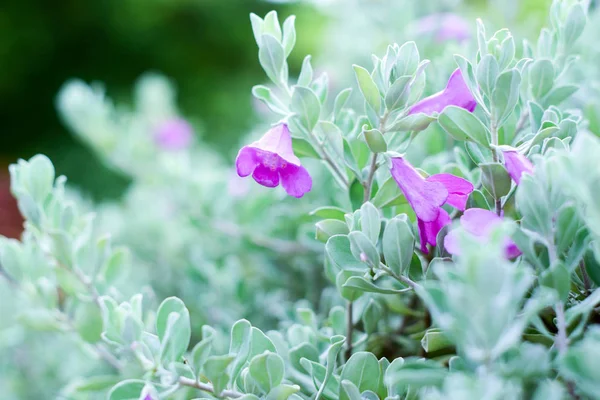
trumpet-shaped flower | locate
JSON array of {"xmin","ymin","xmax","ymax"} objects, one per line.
[
  {"xmin": 408, "ymin": 69, "xmax": 476, "ymax": 115},
  {"xmin": 415, "ymin": 13, "xmax": 471, "ymax": 43},
  {"xmin": 390, "ymin": 157, "xmax": 474, "ymax": 253},
  {"xmin": 502, "ymin": 148, "xmax": 534, "ymax": 184},
  {"xmin": 444, "ymin": 208, "xmax": 522, "ymax": 258},
  {"xmin": 236, "ymin": 123, "xmax": 312, "ymax": 198},
  {"xmin": 154, "ymin": 118, "xmax": 193, "ymax": 150}
]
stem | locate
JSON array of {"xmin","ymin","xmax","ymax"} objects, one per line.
[
  {"xmin": 179, "ymin": 376, "xmax": 244, "ymax": 399},
  {"xmin": 345, "ymin": 301, "xmax": 354, "ymax": 361},
  {"xmin": 490, "ymin": 121, "xmax": 503, "ymax": 216},
  {"xmin": 379, "ymin": 263, "xmax": 419, "ymax": 289},
  {"xmin": 555, "ymin": 302, "xmax": 569, "ymax": 355},
  {"xmin": 363, "ymin": 154, "xmax": 379, "ymax": 203}
]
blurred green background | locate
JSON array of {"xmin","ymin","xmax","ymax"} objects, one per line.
[
  {"xmin": 0, "ymin": 0, "xmax": 556, "ymax": 202},
  {"xmin": 0, "ymin": 0, "xmax": 324, "ymax": 200}
]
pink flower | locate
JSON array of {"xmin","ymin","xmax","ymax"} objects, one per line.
[
  {"xmin": 408, "ymin": 69, "xmax": 476, "ymax": 115},
  {"xmin": 236, "ymin": 123, "xmax": 312, "ymax": 198},
  {"xmin": 154, "ymin": 118, "xmax": 193, "ymax": 150},
  {"xmin": 502, "ymin": 148, "xmax": 534, "ymax": 184},
  {"xmin": 444, "ymin": 208, "xmax": 521, "ymax": 258},
  {"xmin": 390, "ymin": 157, "xmax": 474, "ymax": 253},
  {"xmin": 415, "ymin": 13, "xmax": 471, "ymax": 43}
]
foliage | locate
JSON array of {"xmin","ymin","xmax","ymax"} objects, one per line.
[{"xmin": 2, "ymin": 1, "xmax": 600, "ymax": 400}]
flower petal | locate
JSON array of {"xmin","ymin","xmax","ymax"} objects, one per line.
[
  {"xmin": 427, "ymin": 173, "xmax": 474, "ymax": 210},
  {"xmin": 504, "ymin": 240, "xmax": 522, "ymax": 259},
  {"xmin": 155, "ymin": 118, "xmax": 193, "ymax": 150},
  {"xmin": 418, "ymin": 208, "xmax": 451, "ymax": 253},
  {"xmin": 503, "ymin": 149, "xmax": 533, "ymax": 184},
  {"xmin": 408, "ymin": 69, "xmax": 476, "ymax": 115},
  {"xmin": 444, "ymin": 229, "xmax": 460, "ymax": 255},
  {"xmin": 280, "ymin": 164, "xmax": 312, "ymax": 198},
  {"xmin": 251, "ymin": 123, "xmax": 301, "ymax": 166},
  {"xmin": 460, "ymin": 208, "xmax": 501, "ymax": 237},
  {"xmin": 390, "ymin": 157, "xmax": 448, "ymax": 222},
  {"xmin": 252, "ymin": 164, "xmax": 280, "ymax": 188},
  {"xmin": 236, "ymin": 146, "xmax": 260, "ymax": 177}
]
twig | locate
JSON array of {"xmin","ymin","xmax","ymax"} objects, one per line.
[
  {"xmin": 178, "ymin": 376, "xmax": 244, "ymax": 399},
  {"xmin": 379, "ymin": 263, "xmax": 419, "ymax": 290},
  {"xmin": 345, "ymin": 301, "xmax": 354, "ymax": 361},
  {"xmin": 363, "ymin": 155, "xmax": 379, "ymax": 203},
  {"xmin": 555, "ymin": 302, "xmax": 569, "ymax": 354},
  {"xmin": 94, "ymin": 343, "xmax": 124, "ymax": 371}
]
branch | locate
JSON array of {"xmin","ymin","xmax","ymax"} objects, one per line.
[
  {"xmin": 344, "ymin": 301, "xmax": 354, "ymax": 361},
  {"xmin": 379, "ymin": 263, "xmax": 419, "ymax": 290},
  {"xmin": 179, "ymin": 376, "xmax": 244, "ymax": 399}
]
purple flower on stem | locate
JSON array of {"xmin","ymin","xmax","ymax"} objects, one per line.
[
  {"xmin": 408, "ymin": 69, "xmax": 476, "ymax": 116},
  {"xmin": 502, "ymin": 148, "xmax": 534, "ymax": 184},
  {"xmin": 415, "ymin": 13, "xmax": 471, "ymax": 43},
  {"xmin": 154, "ymin": 118, "xmax": 193, "ymax": 150},
  {"xmin": 390, "ymin": 157, "xmax": 474, "ymax": 253},
  {"xmin": 444, "ymin": 208, "xmax": 522, "ymax": 258},
  {"xmin": 236, "ymin": 123, "xmax": 312, "ymax": 198}
]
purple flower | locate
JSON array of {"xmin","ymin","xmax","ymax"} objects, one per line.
[
  {"xmin": 444, "ymin": 208, "xmax": 522, "ymax": 259},
  {"xmin": 415, "ymin": 13, "xmax": 471, "ymax": 43},
  {"xmin": 502, "ymin": 148, "xmax": 533, "ymax": 184},
  {"xmin": 236, "ymin": 123, "xmax": 312, "ymax": 198},
  {"xmin": 408, "ymin": 69, "xmax": 476, "ymax": 116},
  {"xmin": 154, "ymin": 118, "xmax": 193, "ymax": 150},
  {"xmin": 390, "ymin": 157, "xmax": 474, "ymax": 253}
]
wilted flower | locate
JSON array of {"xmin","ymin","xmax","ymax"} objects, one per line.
[
  {"xmin": 236, "ymin": 123, "xmax": 312, "ymax": 198},
  {"xmin": 502, "ymin": 148, "xmax": 534, "ymax": 184},
  {"xmin": 390, "ymin": 157, "xmax": 474, "ymax": 253},
  {"xmin": 154, "ymin": 118, "xmax": 193, "ymax": 150},
  {"xmin": 408, "ymin": 69, "xmax": 476, "ymax": 115},
  {"xmin": 444, "ymin": 208, "xmax": 522, "ymax": 258},
  {"xmin": 414, "ymin": 13, "xmax": 471, "ymax": 43}
]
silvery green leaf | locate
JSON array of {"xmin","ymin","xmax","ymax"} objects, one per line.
[
  {"xmin": 108, "ymin": 379, "xmax": 146, "ymax": 400},
  {"xmin": 263, "ymin": 11, "xmax": 282, "ymax": 42},
  {"xmin": 438, "ymin": 106, "xmax": 491, "ymax": 147},
  {"xmin": 476, "ymin": 55, "xmax": 499, "ymax": 98},
  {"xmin": 476, "ymin": 19, "xmax": 487, "ymax": 56},
  {"xmin": 363, "ymin": 128, "xmax": 386, "ymax": 153},
  {"xmin": 395, "ymin": 41, "xmax": 419, "ymax": 77},
  {"xmin": 340, "ymin": 352, "xmax": 380, "ymax": 400},
  {"xmin": 311, "ymin": 72, "xmax": 329, "ymax": 104},
  {"xmin": 291, "ymin": 138, "xmax": 319, "ymax": 158},
  {"xmin": 360, "ymin": 202, "xmax": 381, "ymax": 244},
  {"xmin": 289, "ymin": 342, "xmax": 319, "ymax": 373},
  {"xmin": 540, "ymin": 262, "xmax": 570, "ymax": 302},
  {"xmin": 310, "ymin": 206, "xmax": 347, "ymax": 221},
  {"xmin": 531, "ymin": 381, "xmax": 565, "ymax": 400},
  {"xmin": 348, "ymin": 231, "xmax": 379, "ymax": 267},
  {"xmin": 259, "ymin": 34, "xmax": 285, "ymax": 85},
  {"xmin": 265, "ymin": 384, "xmax": 301, "ymax": 400},
  {"xmin": 0, "ymin": 239, "xmax": 24, "ymax": 281},
  {"xmin": 326, "ymin": 235, "xmax": 364, "ymax": 271},
  {"xmin": 362, "ymin": 300, "xmax": 382, "ymax": 334},
  {"xmin": 455, "ymin": 55, "xmax": 488, "ymax": 114},
  {"xmin": 498, "ymin": 34, "xmax": 515, "ymax": 70},
  {"xmin": 250, "ymin": 13, "xmax": 264, "ymax": 46},
  {"xmin": 421, "ymin": 329, "xmax": 453, "ymax": 353},
  {"xmin": 542, "ymin": 85, "xmax": 578, "ymax": 107},
  {"xmin": 74, "ymin": 301, "xmax": 103, "ymax": 343},
  {"xmin": 204, "ymin": 355, "xmax": 234, "ymax": 395},
  {"xmin": 385, "ymin": 75, "xmax": 411, "ymax": 111},
  {"xmin": 562, "ymin": 4, "xmax": 586, "ymax": 47},
  {"xmin": 480, "ymin": 163, "xmax": 512, "ymax": 199},
  {"xmin": 314, "ymin": 335, "xmax": 345, "ymax": 399},
  {"xmin": 492, "ymin": 69, "xmax": 521, "ymax": 127},
  {"xmin": 340, "ymin": 380, "xmax": 362, "ymax": 400},
  {"xmin": 297, "ymin": 55, "xmax": 313, "ymax": 87},
  {"xmin": 316, "ymin": 219, "xmax": 349, "ymax": 243},
  {"xmin": 387, "ymin": 113, "xmax": 437, "ymax": 133},
  {"xmin": 192, "ymin": 333, "xmax": 214, "ymax": 375},
  {"xmin": 252, "ymin": 85, "xmax": 288, "ymax": 115},
  {"xmin": 342, "ymin": 276, "xmax": 409, "ymax": 295},
  {"xmin": 385, "ymin": 358, "xmax": 446, "ymax": 393},
  {"xmin": 353, "ymin": 65, "xmax": 381, "ymax": 114},
  {"xmin": 559, "ymin": 327, "xmax": 600, "ymax": 398},
  {"xmin": 282, "ymin": 16, "xmax": 296, "ymax": 58},
  {"xmin": 248, "ymin": 352, "xmax": 285, "ymax": 393},
  {"xmin": 528, "ymin": 101, "xmax": 544, "ymax": 133},
  {"xmin": 336, "ymin": 269, "xmax": 365, "ymax": 301},
  {"xmin": 158, "ymin": 307, "xmax": 191, "ymax": 363},
  {"xmin": 372, "ymin": 177, "xmax": 406, "ymax": 209},
  {"xmin": 529, "ymin": 59, "xmax": 554, "ymax": 100},
  {"xmin": 382, "ymin": 214, "xmax": 414, "ymax": 276},
  {"xmin": 291, "ymin": 86, "xmax": 321, "ymax": 132},
  {"xmin": 334, "ymin": 88, "xmax": 353, "ymax": 121},
  {"xmin": 228, "ymin": 319, "xmax": 252, "ymax": 382}
]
